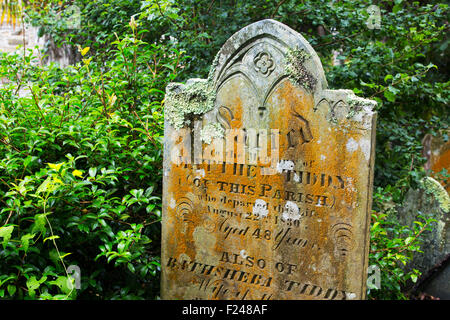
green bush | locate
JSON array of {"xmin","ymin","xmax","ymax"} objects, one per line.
[{"xmin": 0, "ymin": 24, "xmax": 185, "ymax": 299}]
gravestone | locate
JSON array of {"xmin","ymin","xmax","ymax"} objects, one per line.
[
  {"xmin": 422, "ymin": 130, "xmax": 450, "ymax": 192},
  {"xmin": 162, "ymin": 19, "xmax": 377, "ymax": 300},
  {"xmin": 398, "ymin": 177, "xmax": 450, "ymax": 298}
]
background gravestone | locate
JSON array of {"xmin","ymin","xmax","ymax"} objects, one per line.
[{"xmin": 162, "ymin": 19, "xmax": 377, "ymax": 300}]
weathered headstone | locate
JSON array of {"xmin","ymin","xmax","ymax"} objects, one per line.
[{"xmin": 162, "ymin": 19, "xmax": 377, "ymax": 300}]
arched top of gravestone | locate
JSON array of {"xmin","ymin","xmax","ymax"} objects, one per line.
[{"xmin": 210, "ymin": 19, "xmax": 328, "ymax": 94}]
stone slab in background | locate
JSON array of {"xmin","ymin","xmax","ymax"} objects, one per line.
[{"xmin": 0, "ymin": 24, "xmax": 42, "ymax": 56}]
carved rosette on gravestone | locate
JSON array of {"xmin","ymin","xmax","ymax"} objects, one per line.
[{"xmin": 162, "ymin": 19, "xmax": 377, "ymax": 300}]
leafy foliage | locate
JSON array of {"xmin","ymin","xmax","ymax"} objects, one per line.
[{"xmin": 0, "ymin": 24, "xmax": 184, "ymax": 299}]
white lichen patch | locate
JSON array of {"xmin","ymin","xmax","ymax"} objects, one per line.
[
  {"xmin": 282, "ymin": 201, "xmax": 300, "ymax": 221},
  {"xmin": 195, "ymin": 168, "xmax": 205, "ymax": 177},
  {"xmin": 253, "ymin": 199, "xmax": 269, "ymax": 218},
  {"xmin": 240, "ymin": 249, "xmax": 248, "ymax": 259},
  {"xmin": 346, "ymin": 96, "xmax": 377, "ymax": 129},
  {"xmin": 284, "ymin": 47, "xmax": 317, "ymax": 92},
  {"xmin": 276, "ymin": 160, "xmax": 295, "ymax": 173},
  {"xmin": 200, "ymin": 122, "xmax": 225, "ymax": 144},
  {"xmin": 359, "ymin": 138, "xmax": 371, "ymax": 161},
  {"xmin": 422, "ymin": 177, "xmax": 450, "ymax": 212},
  {"xmin": 207, "ymin": 52, "xmax": 220, "ymax": 81},
  {"xmin": 346, "ymin": 292, "xmax": 357, "ymax": 300},
  {"xmin": 169, "ymin": 198, "xmax": 176, "ymax": 209},
  {"xmin": 165, "ymin": 79, "xmax": 216, "ymax": 129},
  {"xmin": 346, "ymin": 137, "xmax": 371, "ymax": 161},
  {"xmin": 345, "ymin": 177, "xmax": 357, "ymax": 192}
]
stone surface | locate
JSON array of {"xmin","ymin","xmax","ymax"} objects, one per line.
[
  {"xmin": 161, "ymin": 19, "xmax": 377, "ymax": 300},
  {"xmin": 421, "ymin": 259, "xmax": 450, "ymax": 299},
  {"xmin": 398, "ymin": 179, "xmax": 449, "ymax": 298},
  {"xmin": 0, "ymin": 24, "xmax": 40, "ymax": 54}
]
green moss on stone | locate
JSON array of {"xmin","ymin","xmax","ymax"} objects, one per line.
[
  {"xmin": 422, "ymin": 176, "xmax": 450, "ymax": 212},
  {"xmin": 284, "ymin": 47, "xmax": 317, "ymax": 92}
]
